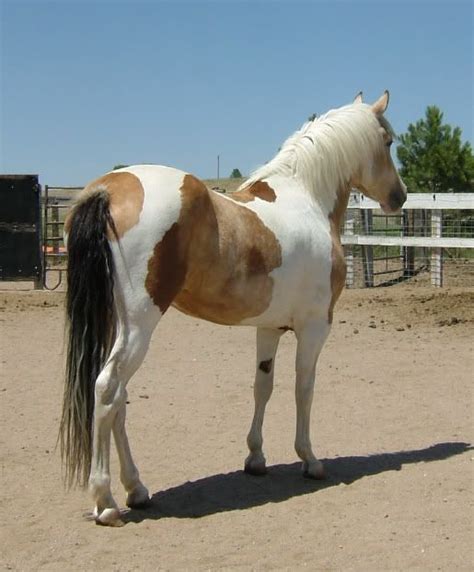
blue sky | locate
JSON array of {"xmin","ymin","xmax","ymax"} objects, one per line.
[{"xmin": 1, "ymin": 0, "xmax": 472, "ymax": 185}]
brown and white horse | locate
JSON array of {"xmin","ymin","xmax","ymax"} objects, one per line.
[{"xmin": 61, "ymin": 91, "xmax": 406, "ymax": 526}]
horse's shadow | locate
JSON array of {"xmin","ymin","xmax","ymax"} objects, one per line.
[{"xmin": 123, "ymin": 442, "xmax": 471, "ymax": 524}]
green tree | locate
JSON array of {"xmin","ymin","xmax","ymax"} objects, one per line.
[
  {"xmin": 396, "ymin": 106, "xmax": 474, "ymax": 193},
  {"xmin": 230, "ymin": 168, "xmax": 242, "ymax": 178},
  {"xmin": 113, "ymin": 164, "xmax": 129, "ymax": 170}
]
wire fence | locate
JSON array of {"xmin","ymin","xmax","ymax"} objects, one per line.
[{"xmin": 342, "ymin": 193, "xmax": 474, "ymax": 288}]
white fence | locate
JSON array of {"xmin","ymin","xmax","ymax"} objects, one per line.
[{"xmin": 342, "ymin": 193, "xmax": 474, "ymax": 288}]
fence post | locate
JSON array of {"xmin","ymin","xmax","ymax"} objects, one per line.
[
  {"xmin": 361, "ymin": 209, "xmax": 374, "ymax": 287},
  {"xmin": 431, "ymin": 209, "xmax": 443, "ymax": 287},
  {"xmin": 34, "ymin": 182, "xmax": 43, "ymax": 290},
  {"xmin": 344, "ymin": 209, "xmax": 354, "ymax": 287},
  {"xmin": 402, "ymin": 210, "xmax": 415, "ymax": 278},
  {"xmin": 421, "ymin": 209, "xmax": 429, "ymax": 267},
  {"xmin": 42, "ymin": 185, "xmax": 49, "ymax": 288}
]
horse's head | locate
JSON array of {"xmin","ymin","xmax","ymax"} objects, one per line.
[{"xmin": 351, "ymin": 91, "xmax": 407, "ymax": 213}]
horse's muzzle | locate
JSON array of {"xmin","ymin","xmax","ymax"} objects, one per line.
[{"xmin": 385, "ymin": 185, "xmax": 407, "ymax": 213}]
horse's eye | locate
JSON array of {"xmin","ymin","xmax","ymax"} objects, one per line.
[{"xmin": 386, "ymin": 139, "xmax": 393, "ymax": 148}]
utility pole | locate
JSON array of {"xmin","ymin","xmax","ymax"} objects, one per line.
[{"xmin": 217, "ymin": 154, "xmax": 220, "ymax": 184}]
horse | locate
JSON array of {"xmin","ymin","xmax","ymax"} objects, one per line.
[{"xmin": 60, "ymin": 91, "xmax": 407, "ymax": 526}]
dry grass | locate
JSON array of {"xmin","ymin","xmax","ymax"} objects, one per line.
[{"xmin": 203, "ymin": 177, "xmax": 245, "ymax": 193}]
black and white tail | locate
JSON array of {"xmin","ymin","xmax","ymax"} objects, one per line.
[{"xmin": 59, "ymin": 191, "xmax": 118, "ymax": 488}]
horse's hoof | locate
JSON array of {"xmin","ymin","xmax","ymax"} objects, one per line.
[
  {"xmin": 95, "ymin": 507, "xmax": 124, "ymax": 527},
  {"xmin": 244, "ymin": 455, "xmax": 267, "ymax": 476},
  {"xmin": 126, "ymin": 484, "xmax": 150, "ymax": 509},
  {"xmin": 303, "ymin": 460, "xmax": 326, "ymax": 480}
]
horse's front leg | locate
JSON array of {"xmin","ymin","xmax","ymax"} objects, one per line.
[
  {"xmin": 294, "ymin": 318, "xmax": 330, "ymax": 479},
  {"xmin": 245, "ymin": 327, "xmax": 283, "ymax": 475}
]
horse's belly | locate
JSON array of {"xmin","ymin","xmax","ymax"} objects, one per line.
[
  {"xmin": 240, "ymin": 249, "xmax": 334, "ymax": 328},
  {"xmin": 172, "ymin": 249, "xmax": 332, "ymax": 329},
  {"xmin": 172, "ymin": 274, "xmax": 276, "ymax": 326}
]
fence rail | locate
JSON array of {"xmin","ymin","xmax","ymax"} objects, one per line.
[
  {"xmin": 342, "ymin": 235, "xmax": 474, "ymax": 248},
  {"xmin": 347, "ymin": 192, "xmax": 474, "ymax": 210}
]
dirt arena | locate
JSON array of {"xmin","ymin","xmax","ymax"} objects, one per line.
[{"xmin": 1, "ymin": 284, "xmax": 473, "ymax": 571}]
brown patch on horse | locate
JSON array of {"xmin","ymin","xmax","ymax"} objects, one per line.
[
  {"xmin": 231, "ymin": 181, "xmax": 277, "ymax": 203},
  {"xmin": 150, "ymin": 176, "xmax": 282, "ymax": 325},
  {"xmin": 68, "ymin": 171, "xmax": 145, "ymax": 240},
  {"xmin": 144, "ymin": 174, "xmax": 211, "ymax": 313},
  {"xmin": 328, "ymin": 185, "xmax": 349, "ymax": 324},
  {"xmin": 145, "ymin": 223, "xmax": 186, "ymax": 313},
  {"xmin": 259, "ymin": 359, "xmax": 273, "ymax": 374}
]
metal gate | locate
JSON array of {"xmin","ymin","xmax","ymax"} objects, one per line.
[
  {"xmin": 42, "ymin": 185, "xmax": 81, "ymax": 290},
  {"xmin": 0, "ymin": 175, "xmax": 42, "ymax": 285}
]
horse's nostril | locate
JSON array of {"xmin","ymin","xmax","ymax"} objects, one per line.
[{"xmin": 389, "ymin": 187, "xmax": 406, "ymax": 210}]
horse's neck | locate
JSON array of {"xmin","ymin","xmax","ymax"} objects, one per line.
[
  {"xmin": 301, "ymin": 124, "xmax": 365, "ymax": 220},
  {"xmin": 328, "ymin": 183, "xmax": 351, "ymax": 234},
  {"xmin": 310, "ymin": 180, "xmax": 351, "ymax": 230}
]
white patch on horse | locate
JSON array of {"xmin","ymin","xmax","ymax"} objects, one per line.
[{"xmin": 110, "ymin": 165, "xmax": 186, "ymax": 318}]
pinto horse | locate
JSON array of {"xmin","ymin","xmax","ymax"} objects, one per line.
[{"xmin": 61, "ymin": 91, "xmax": 406, "ymax": 526}]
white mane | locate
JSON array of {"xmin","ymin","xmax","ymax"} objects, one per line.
[{"xmin": 239, "ymin": 103, "xmax": 393, "ymax": 209}]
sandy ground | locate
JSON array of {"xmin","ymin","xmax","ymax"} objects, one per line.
[{"xmin": 0, "ymin": 284, "xmax": 473, "ymax": 571}]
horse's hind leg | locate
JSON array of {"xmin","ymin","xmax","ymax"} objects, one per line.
[
  {"xmin": 294, "ymin": 319, "xmax": 330, "ymax": 479},
  {"xmin": 90, "ymin": 319, "xmax": 157, "ymax": 526},
  {"xmin": 113, "ymin": 391, "xmax": 150, "ymax": 509},
  {"xmin": 245, "ymin": 327, "xmax": 283, "ymax": 475}
]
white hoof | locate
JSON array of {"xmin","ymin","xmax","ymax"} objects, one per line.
[
  {"xmin": 303, "ymin": 459, "xmax": 326, "ymax": 480},
  {"xmin": 94, "ymin": 507, "xmax": 124, "ymax": 527},
  {"xmin": 126, "ymin": 483, "xmax": 150, "ymax": 509}
]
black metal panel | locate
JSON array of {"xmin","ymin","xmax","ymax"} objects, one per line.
[{"xmin": 0, "ymin": 175, "xmax": 42, "ymax": 280}]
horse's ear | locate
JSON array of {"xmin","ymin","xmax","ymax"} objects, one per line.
[
  {"xmin": 353, "ymin": 91, "xmax": 363, "ymax": 104},
  {"xmin": 372, "ymin": 90, "xmax": 390, "ymax": 115}
]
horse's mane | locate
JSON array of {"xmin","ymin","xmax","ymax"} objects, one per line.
[{"xmin": 239, "ymin": 103, "xmax": 395, "ymax": 207}]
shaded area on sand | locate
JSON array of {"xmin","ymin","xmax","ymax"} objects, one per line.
[{"xmin": 123, "ymin": 441, "xmax": 471, "ymax": 523}]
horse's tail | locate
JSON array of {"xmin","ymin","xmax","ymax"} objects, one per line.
[{"xmin": 60, "ymin": 190, "xmax": 119, "ymax": 488}]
